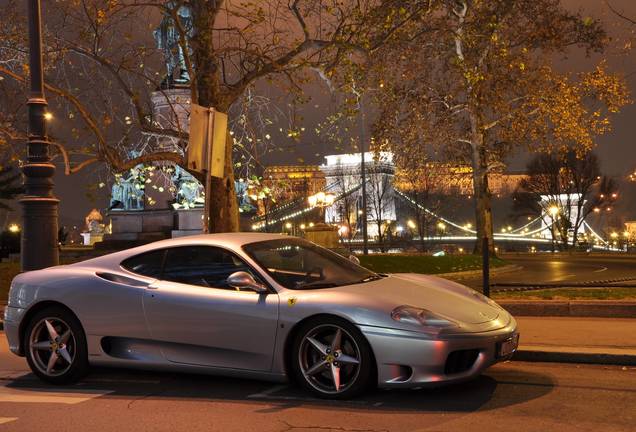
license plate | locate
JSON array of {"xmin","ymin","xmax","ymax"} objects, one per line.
[{"xmin": 498, "ymin": 334, "xmax": 519, "ymax": 358}]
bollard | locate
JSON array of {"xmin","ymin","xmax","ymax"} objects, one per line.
[{"xmin": 482, "ymin": 236, "xmax": 490, "ymax": 297}]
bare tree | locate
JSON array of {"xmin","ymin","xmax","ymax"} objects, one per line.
[
  {"xmin": 513, "ymin": 151, "xmax": 619, "ymax": 249},
  {"xmin": 366, "ymin": 154, "xmax": 394, "ymax": 250},
  {"xmin": 328, "ymin": 163, "xmax": 359, "ymax": 246},
  {"xmin": 0, "ymin": 0, "xmax": 424, "ymax": 232},
  {"xmin": 393, "ymin": 154, "xmax": 442, "ymax": 251}
]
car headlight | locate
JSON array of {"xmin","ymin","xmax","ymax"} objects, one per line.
[{"xmin": 391, "ymin": 305, "xmax": 458, "ymax": 333}]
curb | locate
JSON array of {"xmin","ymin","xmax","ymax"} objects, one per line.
[
  {"xmin": 499, "ymin": 300, "xmax": 636, "ymax": 318},
  {"xmin": 492, "ymin": 276, "xmax": 636, "ymax": 291},
  {"xmin": 514, "ymin": 347, "xmax": 636, "ymax": 366}
]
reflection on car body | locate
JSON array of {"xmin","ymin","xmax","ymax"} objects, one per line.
[{"xmin": 4, "ymin": 233, "xmax": 518, "ymax": 399}]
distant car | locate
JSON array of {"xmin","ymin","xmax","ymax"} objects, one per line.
[{"xmin": 4, "ymin": 233, "xmax": 518, "ymax": 398}]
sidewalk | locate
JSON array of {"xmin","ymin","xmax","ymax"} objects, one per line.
[
  {"xmin": 498, "ymin": 300, "xmax": 636, "ymax": 318},
  {"xmin": 514, "ymin": 316, "xmax": 636, "ymax": 366}
]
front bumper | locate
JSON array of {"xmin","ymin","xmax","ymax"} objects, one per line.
[
  {"xmin": 3, "ymin": 306, "xmax": 25, "ymax": 356},
  {"xmin": 359, "ymin": 316, "xmax": 518, "ymax": 388}
]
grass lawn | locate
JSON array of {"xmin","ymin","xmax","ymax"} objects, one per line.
[
  {"xmin": 358, "ymin": 254, "xmax": 506, "ymax": 275},
  {"xmin": 493, "ymin": 288, "xmax": 636, "ymax": 301},
  {"xmin": 0, "ymin": 262, "xmax": 20, "ymax": 304}
]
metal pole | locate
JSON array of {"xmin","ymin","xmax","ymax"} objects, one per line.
[
  {"xmin": 482, "ymin": 236, "xmax": 490, "ymax": 297},
  {"xmin": 359, "ymin": 94, "xmax": 368, "ymax": 255},
  {"xmin": 202, "ymin": 108, "xmax": 213, "ymax": 233},
  {"xmin": 21, "ymin": 0, "xmax": 59, "ymax": 271}
]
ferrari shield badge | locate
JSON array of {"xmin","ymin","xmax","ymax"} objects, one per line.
[{"xmin": 287, "ymin": 297, "xmax": 298, "ymax": 307}]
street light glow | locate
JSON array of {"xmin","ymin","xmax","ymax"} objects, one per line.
[
  {"xmin": 8, "ymin": 223, "xmax": 20, "ymax": 233},
  {"xmin": 43, "ymin": 112, "xmax": 53, "ymax": 121},
  {"xmin": 548, "ymin": 206, "xmax": 559, "ymax": 217}
]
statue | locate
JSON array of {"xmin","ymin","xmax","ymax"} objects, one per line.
[
  {"xmin": 153, "ymin": 1, "xmax": 194, "ymax": 88},
  {"xmin": 109, "ymin": 171, "xmax": 145, "ymax": 211},
  {"xmin": 172, "ymin": 166, "xmax": 204, "ymax": 208},
  {"xmin": 85, "ymin": 209, "xmax": 104, "ymax": 234}
]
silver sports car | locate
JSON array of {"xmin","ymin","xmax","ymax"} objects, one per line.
[{"xmin": 4, "ymin": 233, "xmax": 518, "ymax": 398}]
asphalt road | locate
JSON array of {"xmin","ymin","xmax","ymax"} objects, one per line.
[
  {"xmin": 456, "ymin": 254, "xmax": 636, "ymax": 289},
  {"xmin": 1, "ymin": 332, "xmax": 635, "ymax": 432}
]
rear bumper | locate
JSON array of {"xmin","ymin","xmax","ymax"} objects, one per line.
[
  {"xmin": 360, "ymin": 316, "xmax": 518, "ymax": 388},
  {"xmin": 3, "ymin": 306, "xmax": 25, "ymax": 356}
]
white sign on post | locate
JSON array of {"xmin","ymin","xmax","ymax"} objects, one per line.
[
  {"xmin": 186, "ymin": 104, "xmax": 228, "ymax": 233},
  {"xmin": 187, "ymin": 104, "xmax": 227, "ymax": 177},
  {"xmin": 209, "ymin": 110, "xmax": 227, "ymax": 178}
]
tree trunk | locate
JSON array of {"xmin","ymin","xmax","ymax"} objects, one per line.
[
  {"xmin": 207, "ymin": 133, "xmax": 239, "ymax": 232},
  {"xmin": 469, "ymin": 121, "xmax": 494, "ymax": 254},
  {"xmin": 192, "ymin": 1, "xmax": 239, "ymax": 233}
]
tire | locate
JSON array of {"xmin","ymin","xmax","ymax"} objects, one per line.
[
  {"xmin": 24, "ymin": 306, "xmax": 89, "ymax": 385},
  {"xmin": 290, "ymin": 316, "xmax": 374, "ymax": 399}
]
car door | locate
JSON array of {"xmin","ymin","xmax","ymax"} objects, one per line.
[{"xmin": 142, "ymin": 245, "xmax": 280, "ymax": 371}]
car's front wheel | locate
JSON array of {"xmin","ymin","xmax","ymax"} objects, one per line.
[
  {"xmin": 291, "ymin": 317, "xmax": 374, "ymax": 399},
  {"xmin": 24, "ymin": 306, "xmax": 89, "ymax": 384}
]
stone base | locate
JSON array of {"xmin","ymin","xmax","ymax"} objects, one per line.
[
  {"xmin": 175, "ymin": 208, "xmax": 204, "ymax": 230},
  {"xmin": 303, "ymin": 223, "xmax": 340, "ymax": 248},
  {"xmin": 80, "ymin": 233, "xmax": 104, "ymax": 246},
  {"xmin": 171, "ymin": 229, "xmax": 203, "ymax": 238},
  {"xmin": 105, "ymin": 208, "xmax": 207, "ymax": 245},
  {"xmin": 102, "ymin": 209, "xmax": 175, "ymax": 249}
]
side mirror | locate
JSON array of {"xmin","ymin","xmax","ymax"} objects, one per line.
[
  {"xmin": 227, "ymin": 271, "xmax": 268, "ymax": 293},
  {"xmin": 348, "ymin": 255, "xmax": 360, "ymax": 265}
]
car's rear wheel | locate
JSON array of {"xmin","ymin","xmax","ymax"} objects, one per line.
[
  {"xmin": 24, "ymin": 306, "xmax": 89, "ymax": 384},
  {"xmin": 291, "ymin": 317, "xmax": 374, "ymax": 399}
]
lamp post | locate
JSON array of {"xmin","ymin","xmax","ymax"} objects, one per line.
[
  {"xmin": 308, "ymin": 191, "xmax": 335, "ymax": 221},
  {"xmin": 355, "ymin": 88, "xmax": 369, "ymax": 255},
  {"xmin": 21, "ymin": 0, "xmax": 59, "ymax": 271}
]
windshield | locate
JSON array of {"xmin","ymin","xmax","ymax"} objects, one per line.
[{"xmin": 243, "ymin": 238, "xmax": 380, "ymax": 289}]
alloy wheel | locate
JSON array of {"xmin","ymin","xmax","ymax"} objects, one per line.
[
  {"xmin": 298, "ymin": 324, "xmax": 361, "ymax": 395},
  {"xmin": 28, "ymin": 317, "xmax": 77, "ymax": 377}
]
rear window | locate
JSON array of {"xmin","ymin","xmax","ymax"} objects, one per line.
[{"xmin": 121, "ymin": 249, "xmax": 166, "ymax": 278}]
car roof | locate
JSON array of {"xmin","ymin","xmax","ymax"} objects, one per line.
[
  {"xmin": 69, "ymin": 232, "xmax": 294, "ymax": 269},
  {"xmin": 143, "ymin": 232, "xmax": 289, "ymax": 249}
]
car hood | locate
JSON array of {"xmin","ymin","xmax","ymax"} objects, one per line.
[{"xmin": 331, "ymin": 273, "xmax": 500, "ymax": 325}]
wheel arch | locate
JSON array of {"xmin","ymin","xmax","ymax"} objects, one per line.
[
  {"xmin": 18, "ymin": 300, "xmax": 83, "ymax": 356},
  {"xmin": 282, "ymin": 313, "xmax": 378, "ymax": 384}
]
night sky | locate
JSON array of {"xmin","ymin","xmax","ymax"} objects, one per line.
[{"xmin": 9, "ymin": 0, "xmax": 635, "ymax": 230}]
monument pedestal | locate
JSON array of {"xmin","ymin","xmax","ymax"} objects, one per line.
[
  {"xmin": 303, "ymin": 223, "xmax": 339, "ymax": 248},
  {"xmin": 104, "ymin": 209, "xmax": 174, "ymax": 243},
  {"xmin": 80, "ymin": 233, "xmax": 103, "ymax": 246},
  {"xmin": 172, "ymin": 208, "xmax": 204, "ymax": 237}
]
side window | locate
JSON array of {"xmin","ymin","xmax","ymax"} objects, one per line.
[
  {"xmin": 162, "ymin": 246, "xmax": 258, "ymax": 290},
  {"xmin": 121, "ymin": 249, "xmax": 166, "ymax": 278}
]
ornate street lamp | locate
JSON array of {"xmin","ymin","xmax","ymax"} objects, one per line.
[
  {"xmin": 21, "ymin": 0, "xmax": 59, "ymax": 270},
  {"xmin": 308, "ymin": 192, "xmax": 335, "ymax": 222}
]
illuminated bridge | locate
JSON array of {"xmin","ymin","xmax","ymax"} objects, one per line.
[{"xmin": 250, "ymin": 181, "xmax": 611, "ymax": 251}]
